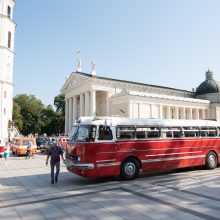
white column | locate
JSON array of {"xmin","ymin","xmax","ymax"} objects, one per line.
[
  {"xmin": 202, "ymin": 109, "xmax": 206, "ymax": 119},
  {"xmin": 195, "ymin": 109, "xmax": 199, "ymax": 119},
  {"xmin": 80, "ymin": 93, "xmax": 85, "ymax": 116},
  {"xmin": 65, "ymin": 99, "xmax": 69, "ymax": 135},
  {"xmin": 181, "ymin": 107, "xmax": 186, "ymax": 119},
  {"xmin": 159, "ymin": 105, "xmax": 163, "ymax": 119},
  {"xmin": 73, "ymin": 96, "xmax": 77, "ymax": 121},
  {"xmin": 189, "ymin": 108, "xmax": 193, "ymax": 119},
  {"xmin": 68, "ymin": 97, "xmax": 73, "ymax": 132},
  {"xmin": 167, "ymin": 106, "xmax": 171, "ymax": 119},
  {"xmin": 127, "ymin": 101, "xmax": 132, "ymax": 117},
  {"xmin": 105, "ymin": 92, "xmax": 110, "ymax": 116},
  {"xmin": 175, "ymin": 107, "xmax": 178, "ymax": 119},
  {"xmin": 90, "ymin": 90, "xmax": 96, "ymax": 116},
  {"xmin": 150, "ymin": 104, "xmax": 153, "ymax": 118},
  {"xmin": 85, "ymin": 91, "xmax": 90, "ymax": 116}
]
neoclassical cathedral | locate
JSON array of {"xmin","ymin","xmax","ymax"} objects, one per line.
[
  {"xmin": 0, "ymin": 0, "xmax": 16, "ymax": 145},
  {"xmin": 61, "ymin": 55, "xmax": 220, "ymax": 134}
]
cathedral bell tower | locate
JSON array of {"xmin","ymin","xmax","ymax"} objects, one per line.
[{"xmin": 0, "ymin": 0, "xmax": 16, "ymax": 145}]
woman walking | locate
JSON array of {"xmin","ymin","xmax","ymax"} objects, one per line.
[{"xmin": 4, "ymin": 143, "xmax": 10, "ymax": 165}]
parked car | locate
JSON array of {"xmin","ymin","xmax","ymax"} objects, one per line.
[
  {"xmin": 40, "ymin": 140, "xmax": 51, "ymax": 154},
  {"xmin": 11, "ymin": 137, "xmax": 37, "ymax": 156},
  {"xmin": 36, "ymin": 137, "xmax": 48, "ymax": 149},
  {"xmin": 0, "ymin": 138, "xmax": 5, "ymax": 157}
]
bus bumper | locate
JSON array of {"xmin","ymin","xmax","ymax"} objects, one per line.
[{"xmin": 64, "ymin": 159, "xmax": 94, "ymax": 170}]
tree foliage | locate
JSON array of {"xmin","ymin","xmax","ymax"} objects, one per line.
[
  {"xmin": 13, "ymin": 93, "xmax": 65, "ymax": 136},
  {"xmin": 12, "ymin": 101, "xmax": 23, "ymax": 132},
  {"xmin": 54, "ymin": 93, "xmax": 65, "ymax": 114}
]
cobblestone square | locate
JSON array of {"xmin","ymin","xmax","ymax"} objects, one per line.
[{"xmin": 1, "ymin": 153, "xmax": 220, "ymax": 220}]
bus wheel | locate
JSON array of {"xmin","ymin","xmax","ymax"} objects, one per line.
[
  {"xmin": 120, "ymin": 158, "xmax": 140, "ymax": 180},
  {"xmin": 205, "ymin": 151, "xmax": 218, "ymax": 169}
]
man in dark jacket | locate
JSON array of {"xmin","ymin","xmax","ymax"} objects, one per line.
[{"xmin": 46, "ymin": 139, "xmax": 64, "ymax": 184}]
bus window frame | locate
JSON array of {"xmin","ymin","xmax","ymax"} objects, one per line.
[
  {"xmin": 116, "ymin": 125, "xmax": 135, "ymax": 140},
  {"xmin": 97, "ymin": 125, "xmax": 114, "ymax": 141},
  {"xmin": 136, "ymin": 126, "xmax": 160, "ymax": 139},
  {"xmin": 200, "ymin": 126, "xmax": 217, "ymax": 137},
  {"xmin": 160, "ymin": 127, "xmax": 182, "ymax": 138},
  {"xmin": 182, "ymin": 126, "xmax": 200, "ymax": 138}
]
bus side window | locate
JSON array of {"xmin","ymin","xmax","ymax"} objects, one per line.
[
  {"xmin": 147, "ymin": 127, "xmax": 159, "ymax": 138},
  {"xmin": 217, "ymin": 127, "xmax": 220, "ymax": 136},
  {"xmin": 160, "ymin": 127, "xmax": 181, "ymax": 138},
  {"xmin": 98, "ymin": 125, "xmax": 105, "ymax": 140},
  {"xmin": 202, "ymin": 127, "xmax": 217, "ymax": 137},
  {"xmin": 117, "ymin": 126, "xmax": 135, "ymax": 139},
  {"xmin": 201, "ymin": 127, "xmax": 217, "ymax": 137},
  {"xmin": 104, "ymin": 126, "xmax": 113, "ymax": 140},
  {"xmin": 209, "ymin": 127, "xmax": 217, "ymax": 137},
  {"xmin": 98, "ymin": 125, "xmax": 113, "ymax": 140},
  {"xmin": 136, "ymin": 127, "xmax": 148, "ymax": 139},
  {"xmin": 183, "ymin": 127, "xmax": 199, "ymax": 138}
]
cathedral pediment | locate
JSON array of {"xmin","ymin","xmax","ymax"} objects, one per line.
[{"xmin": 61, "ymin": 72, "xmax": 91, "ymax": 92}]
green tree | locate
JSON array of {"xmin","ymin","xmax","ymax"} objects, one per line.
[
  {"xmin": 12, "ymin": 101, "xmax": 23, "ymax": 132},
  {"xmin": 13, "ymin": 94, "xmax": 44, "ymax": 135},
  {"xmin": 13, "ymin": 93, "xmax": 65, "ymax": 136},
  {"xmin": 54, "ymin": 93, "xmax": 65, "ymax": 114}
]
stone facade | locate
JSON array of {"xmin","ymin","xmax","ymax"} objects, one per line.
[
  {"xmin": 0, "ymin": 0, "xmax": 16, "ymax": 145},
  {"xmin": 61, "ymin": 71, "xmax": 220, "ymax": 135}
]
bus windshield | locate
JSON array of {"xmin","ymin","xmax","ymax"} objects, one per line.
[
  {"xmin": 68, "ymin": 126, "xmax": 79, "ymax": 141},
  {"xmin": 69, "ymin": 125, "xmax": 96, "ymax": 142}
]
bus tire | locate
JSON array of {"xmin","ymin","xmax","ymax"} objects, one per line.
[
  {"xmin": 205, "ymin": 151, "xmax": 218, "ymax": 169},
  {"xmin": 120, "ymin": 157, "xmax": 140, "ymax": 180}
]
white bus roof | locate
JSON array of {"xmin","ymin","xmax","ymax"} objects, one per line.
[{"xmin": 74, "ymin": 116, "xmax": 220, "ymax": 127}]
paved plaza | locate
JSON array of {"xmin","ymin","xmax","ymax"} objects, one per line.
[{"xmin": 0, "ymin": 153, "xmax": 220, "ymax": 220}]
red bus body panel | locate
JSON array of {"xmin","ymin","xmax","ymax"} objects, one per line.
[{"xmin": 66, "ymin": 137, "xmax": 220, "ymax": 178}]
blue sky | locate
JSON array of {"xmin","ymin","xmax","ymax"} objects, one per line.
[{"xmin": 13, "ymin": 0, "xmax": 220, "ymax": 105}]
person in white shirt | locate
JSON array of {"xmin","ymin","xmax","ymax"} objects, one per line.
[{"xmin": 4, "ymin": 143, "xmax": 10, "ymax": 164}]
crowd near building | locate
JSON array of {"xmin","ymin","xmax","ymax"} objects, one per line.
[
  {"xmin": 0, "ymin": 0, "xmax": 16, "ymax": 146},
  {"xmin": 61, "ymin": 54, "xmax": 220, "ymax": 135}
]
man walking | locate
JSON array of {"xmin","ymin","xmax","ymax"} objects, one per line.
[
  {"xmin": 46, "ymin": 139, "xmax": 64, "ymax": 184},
  {"xmin": 26, "ymin": 141, "xmax": 32, "ymax": 159}
]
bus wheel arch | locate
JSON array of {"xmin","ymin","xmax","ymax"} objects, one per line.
[
  {"xmin": 205, "ymin": 151, "xmax": 218, "ymax": 169},
  {"xmin": 120, "ymin": 156, "xmax": 141, "ymax": 180}
]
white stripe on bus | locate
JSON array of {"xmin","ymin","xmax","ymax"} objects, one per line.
[
  {"xmin": 142, "ymin": 155, "xmax": 205, "ymax": 163},
  {"xmin": 145, "ymin": 151, "xmax": 203, "ymax": 157},
  {"xmin": 96, "ymin": 162, "xmax": 121, "ymax": 168},
  {"xmin": 96, "ymin": 145, "xmax": 220, "ymax": 154},
  {"xmin": 96, "ymin": 159, "xmax": 116, "ymax": 163}
]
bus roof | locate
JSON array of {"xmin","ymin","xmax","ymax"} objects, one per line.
[{"xmin": 74, "ymin": 116, "xmax": 220, "ymax": 127}]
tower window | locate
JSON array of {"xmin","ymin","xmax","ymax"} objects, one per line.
[
  {"xmin": 8, "ymin": 31, "xmax": 11, "ymax": 48},
  {"xmin": 4, "ymin": 91, "xmax": 7, "ymax": 98},
  {"xmin": 7, "ymin": 6, "xmax": 11, "ymax": 18},
  {"xmin": 4, "ymin": 108, "xmax": 6, "ymax": 115}
]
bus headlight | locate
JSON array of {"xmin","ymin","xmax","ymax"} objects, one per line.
[{"xmin": 78, "ymin": 156, "xmax": 81, "ymax": 162}]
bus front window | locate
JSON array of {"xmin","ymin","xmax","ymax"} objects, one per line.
[
  {"xmin": 68, "ymin": 126, "xmax": 79, "ymax": 141},
  {"xmin": 77, "ymin": 125, "xmax": 96, "ymax": 142}
]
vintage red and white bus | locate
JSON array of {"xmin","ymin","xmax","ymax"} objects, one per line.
[{"xmin": 65, "ymin": 117, "xmax": 220, "ymax": 180}]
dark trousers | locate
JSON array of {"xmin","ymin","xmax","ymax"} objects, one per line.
[
  {"xmin": 26, "ymin": 150, "xmax": 31, "ymax": 158},
  {"xmin": 50, "ymin": 160, "xmax": 60, "ymax": 181}
]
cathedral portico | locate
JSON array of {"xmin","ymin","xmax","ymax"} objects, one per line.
[{"xmin": 61, "ymin": 62, "xmax": 220, "ymax": 135}]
